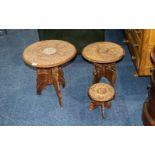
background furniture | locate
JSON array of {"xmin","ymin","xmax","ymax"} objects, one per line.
[
  {"xmin": 142, "ymin": 48, "xmax": 155, "ymax": 125},
  {"xmin": 0, "ymin": 29, "xmax": 7, "ymax": 36},
  {"xmin": 38, "ymin": 29, "xmax": 105, "ymax": 54},
  {"xmin": 124, "ymin": 29, "xmax": 155, "ymax": 76},
  {"xmin": 23, "ymin": 40, "xmax": 77, "ymax": 106},
  {"xmin": 82, "ymin": 42, "xmax": 124, "ymax": 86}
]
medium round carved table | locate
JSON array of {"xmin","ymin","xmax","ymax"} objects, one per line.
[
  {"xmin": 142, "ymin": 48, "xmax": 155, "ymax": 125},
  {"xmin": 88, "ymin": 83, "xmax": 115, "ymax": 119},
  {"xmin": 82, "ymin": 42, "xmax": 125, "ymax": 86},
  {"xmin": 23, "ymin": 40, "xmax": 77, "ymax": 107}
]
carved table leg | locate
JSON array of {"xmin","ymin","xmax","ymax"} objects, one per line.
[
  {"xmin": 93, "ymin": 63, "xmax": 116, "ymax": 86},
  {"xmin": 93, "ymin": 63, "xmax": 103, "ymax": 84},
  {"xmin": 104, "ymin": 63, "xmax": 116, "ymax": 87},
  {"xmin": 58, "ymin": 67, "xmax": 65, "ymax": 88},
  {"xmin": 36, "ymin": 66, "xmax": 65, "ymax": 107},
  {"xmin": 89, "ymin": 101, "xmax": 107, "ymax": 119},
  {"xmin": 36, "ymin": 68, "xmax": 52, "ymax": 95},
  {"xmin": 101, "ymin": 104, "xmax": 105, "ymax": 119},
  {"xmin": 104, "ymin": 101, "xmax": 111, "ymax": 109},
  {"xmin": 89, "ymin": 101, "xmax": 99, "ymax": 111},
  {"xmin": 51, "ymin": 67, "xmax": 62, "ymax": 107}
]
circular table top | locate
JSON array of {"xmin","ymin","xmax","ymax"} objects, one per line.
[
  {"xmin": 89, "ymin": 83, "xmax": 115, "ymax": 102},
  {"xmin": 82, "ymin": 42, "xmax": 125, "ymax": 63},
  {"xmin": 23, "ymin": 40, "xmax": 77, "ymax": 68}
]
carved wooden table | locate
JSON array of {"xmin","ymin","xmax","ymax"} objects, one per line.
[
  {"xmin": 23, "ymin": 40, "xmax": 77, "ymax": 107},
  {"xmin": 88, "ymin": 83, "xmax": 115, "ymax": 119},
  {"xmin": 142, "ymin": 48, "xmax": 155, "ymax": 125},
  {"xmin": 82, "ymin": 42, "xmax": 125, "ymax": 86}
]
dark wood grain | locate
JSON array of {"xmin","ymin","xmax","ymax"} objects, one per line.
[
  {"xmin": 142, "ymin": 48, "xmax": 155, "ymax": 125},
  {"xmin": 88, "ymin": 83, "xmax": 115, "ymax": 119},
  {"xmin": 36, "ymin": 66, "xmax": 65, "ymax": 107},
  {"xmin": 93, "ymin": 62, "xmax": 116, "ymax": 86}
]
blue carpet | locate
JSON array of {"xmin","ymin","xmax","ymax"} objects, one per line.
[{"xmin": 0, "ymin": 29, "xmax": 150, "ymax": 125}]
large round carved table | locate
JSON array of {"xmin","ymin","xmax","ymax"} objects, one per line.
[
  {"xmin": 23, "ymin": 40, "xmax": 77, "ymax": 107},
  {"xmin": 142, "ymin": 48, "xmax": 155, "ymax": 125},
  {"xmin": 82, "ymin": 42, "xmax": 124, "ymax": 111}
]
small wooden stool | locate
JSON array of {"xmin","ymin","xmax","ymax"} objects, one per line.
[
  {"xmin": 23, "ymin": 40, "xmax": 77, "ymax": 107},
  {"xmin": 82, "ymin": 42, "xmax": 125, "ymax": 86},
  {"xmin": 88, "ymin": 83, "xmax": 115, "ymax": 119}
]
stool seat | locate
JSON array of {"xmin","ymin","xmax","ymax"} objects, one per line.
[
  {"xmin": 89, "ymin": 83, "xmax": 115, "ymax": 102},
  {"xmin": 82, "ymin": 42, "xmax": 124, "ymax": 63}
]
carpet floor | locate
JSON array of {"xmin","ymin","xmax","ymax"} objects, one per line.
[{"xmin": 0, "ymin": 29, "xmax": 150, "ymax": 125}]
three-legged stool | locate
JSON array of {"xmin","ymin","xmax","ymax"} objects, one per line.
[{"xmin": 88, "ymin": 83, "xmax": 115, "ymax": 119}]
